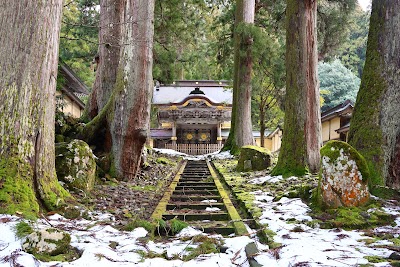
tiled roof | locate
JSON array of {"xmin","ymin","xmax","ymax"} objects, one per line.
[
  {"xmin": 153, "ymin": 83, "xmax": 233, "ymax": 105},
  {"xmin": 321, "ymin": 99, "xmax": 353, "ymax": 122},
  {"xmin": 59, "ymin": 63, "xmax": 89, "ymax": 95}
]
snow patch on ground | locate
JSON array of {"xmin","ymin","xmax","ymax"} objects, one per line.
[
  {"xmin": 0, "ymin": 212, "xmax": 252, "ymax": 267},
  {"xmin": 251, "ymin": 191, "xmax": 395, "ymax": 266},
  {"xmin": 152, "ymin": 148, "xmax": 234, "ymax": 161},
  {"xmin": 249, "ymin": 175, "xmax": 284, "ymax": 184}
]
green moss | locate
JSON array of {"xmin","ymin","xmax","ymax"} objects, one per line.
[
  {"xmin": 0, "ymin": 158, "xmax": 39, "ymax": 218},
  {"xmin": 123, "ymin": 219, "xmax": 156, "ymax": 234},
  {"xmin": 347, "ymin": 3, "xmax": 387, "ymax": 187},
  {"xmin": 32, "ymin": 247, "xmax": 81, "ymax": 262},
  {"xmin": 38, "ymin": 172, "xmax": 71, "ymax": 211},
  {"xmin": 45, "ymin": 231, "xmax": 71, "ymax": 256},
  {"xmin": 62, "ymin": 205, "xmax": 81, "ymax": 219},
  {"xmin": 14, "ymin": 221, "xmax": 33, "ymax": 239},
  {"xmin": 371, "ymin": 185, "xmax": 400, "ymax": 199},
  {"xmin": 55, "ymin": 140, "xmax": 96, "ymax": 193},
  {"xmin": 236, "ymin": 146, "xmax": 271, "ymax": 172},
  {"xmin": 312, "ymin": 203, "xmax": 393, "ymax": 230},
  {"xmin": 364, "ymin": 256, "xmax": 387, "ymax": 263},
  {"xmin": 182, "ymin": 235, "xmax": 222, "ymax": 261},
  {"xmin": 156, "ymin": 157, "xmax": 174, "ymax": 165},
  {"xmin": 170, "ymin": 218, "xmax": 188, "ymax": 235},
  {"xmin": 130, "ymin": 185, "xmax": 156, "ymax": 191}
]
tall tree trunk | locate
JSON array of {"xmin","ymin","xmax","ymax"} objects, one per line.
[
  {"xmin": 272, "ymin": 0, "xmax": 321, "ymax": 177},
  {"xmin": 234, "ymin": 0, "xmax": 255, "ymax": 148},
  {"xmin": 110, "ymin": 0, "xmax": 154, "ymax": 180},
  {"xmin": 348, "ymin": 0, "xmax": 400, "ymax": 189},
  {"xmin": 223, "ymin": 0, "xmax": 243, "ymax": 153},
  {"xmin": 0, "ymin": 0, "xmax": 70, "ymax": 217},
  {"xmin": 82, "ymin": 0, "xmax": 154, "ymax": 180},
  {"xmin": 225, "ymin": 0, "xmax": 255, "ymax": 153},
  {"xmin": 85, "ymin": 0, "xmax": 125, "ymax": 119}
]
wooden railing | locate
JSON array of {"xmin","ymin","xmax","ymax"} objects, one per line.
[{"xmin": 164, "ymin": 143, "xmax": 223, "ymax": 155}]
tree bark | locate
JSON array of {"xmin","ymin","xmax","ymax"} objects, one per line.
[
  {"xmin": 348, "ymin": 0, "xmax": 400, "ymax": 189},
  {"xmin": 110, "ymin": 0, "xmax": 154, "ymax": 180},
  {"xmin": 0, "ymin": 0, "xmax": 70, "ymax": 216},
  {"xmin": 234, "ymin": 0, "xmax": 255, "ymax": 151},
  {"xmin": 222, "ymin": 0, "xmax": 243, "ymax": 153},
  {"xmin": 81, "ymin": 0, "xmax": 154, "ymax": 180},
  {"xmin": 86, "ymin": 0, "xmax": 125, "ymax": 118},
  {"xmin": 272, "ymin": 0, "xmax": 321, "ymax": 176}
]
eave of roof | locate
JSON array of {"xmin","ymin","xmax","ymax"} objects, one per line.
[
  {"xmin": 335, "ymin": 122, "xmax": 351, "ymax": 133},
  {"xmin": 321, "ymin": 100, "xmax": 354, "ymax": 122},
  {"xmin": 59, "ymin": 62, "xmax": 89, "ymax": 95},
  {"xmin": 61, "ymin": 87, "xmax": 86, "ymax": 109}
]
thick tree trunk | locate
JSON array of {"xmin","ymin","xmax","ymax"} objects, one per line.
[
  {"xmin": 110, "ymin": 0, "xmax": 154, "ymax": 180},
  {"xmin": 348, "ymin": 0, "xmax": 400, "ymax": 189},
  {"xmin": 86, "ymin": 0, "xmax": 125, "ymax": 118},
  {"xmin": 0, "ymin": 0, "xmax": 70, "ymax": 216},
  {"xmin": 222, "ymin": 0, "xmax": 243, "ymax": 153},
  {"xmin": 82, "ymin": 0, "xmax": 154, "ymax": 180},
  {"xmin": 232, "ymin": 0, "xmax": 256, "ymax": 150},
  {"xmin": 272, "ymin": 0, "xmax": 321, "ymax": 177}
]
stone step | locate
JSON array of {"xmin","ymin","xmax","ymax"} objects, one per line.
[
  {"xmin": 188, "ymin": 221, "xmax": 235, "ymax": 235},
  {"xmin": 162, "ymin": 212, "xmax": 230, "ymax": 221},
  {"xmin": 173, "ymin": 189, "xmax": 219, "ymax": 195},
  {"xmin": 166, "ymin": 202, "xmax": 225, "ymax": 210},
  {"xmin": 181, "ymin": 172, "xmax": 211, "ymax": 178},
  {"xmin": 177, "ymin": 182, "xmax": 215, "ymax": 187},
  {"xmin": 175, "ymin": 185, "xmax": 217, "ymax": 190},
  {"xmin": 170, "ymin": 195, "xmax": 221, "ymax": 202}
]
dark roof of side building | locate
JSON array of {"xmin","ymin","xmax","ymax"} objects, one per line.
[
  {"xmin": 59, "ymin": 62, "xmax": 90, "ymax": 95},
  {"xmin": 321, "ymin": 100, "xmax": 353, "ymax": 122},
  {"xmin": 58, "ymin": 62, "xmax": 89, "ymax": 109}
]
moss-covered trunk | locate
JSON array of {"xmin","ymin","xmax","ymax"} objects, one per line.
[
  {"xmin": 222, "ymin": 0, "xmax": 243, "ymax": 153},
  {"xmin": 348, "ymin": 0, "xmax": 400, "ymax": 189},
  {"xmin": 0, "ymin": 0, "xmax": 71, "ymax": 217},
  {"xmin": 272, "ymin": 0, "xmax": 321, "ymax": 177}
]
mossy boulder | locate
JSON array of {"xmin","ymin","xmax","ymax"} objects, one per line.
[
  {"xmin": 236, "ymin": 145, "xmax": 271, "ymax": 172},
  {"xmin": 55, "ymin": 140, "xmax": 96, "ymax": 193},
  {"xmin": 23, "ymin": 228, "xmax": 71, "ymax": 256},
  {"xmin": 318, "ymin": 141, "xmax": 370, "ymax": 208}
]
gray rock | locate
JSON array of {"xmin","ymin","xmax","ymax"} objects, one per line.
[
  {"xmin": 55, "ymin": 139, "xmax": 96, "ymax": 193},
  {"xmin": 389, "ymin": 252, "xmax": 400, "ymax": 260},
  {"xmin": 23, "ymin": 228, "xmax": 71, "ymax": 256}
]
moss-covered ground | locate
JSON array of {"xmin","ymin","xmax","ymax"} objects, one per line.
[{"xmin": 213, "ymin": 156, "xmax": 397, "ymax": 252}]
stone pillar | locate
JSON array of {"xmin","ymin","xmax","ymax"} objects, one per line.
[
  {"xmin": 217, "ymin": 123, "xmax": 222, "ymax": 145},
  {"xmin": 171, "ymin": 122, "xmax": 177, "ymax": 145}
]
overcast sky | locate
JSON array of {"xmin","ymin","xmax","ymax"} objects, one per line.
[{"xmin": 358, "ymin": 0, "xmax": 372, "ymax": 11}]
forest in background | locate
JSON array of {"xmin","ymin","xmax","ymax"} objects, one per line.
[{"xmin": 60, "ymin": 0, "xmax": 370, "ymax": 130}]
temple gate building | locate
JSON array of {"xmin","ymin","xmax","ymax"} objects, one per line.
[{"xmin": 150, "ymin": 80, "xmax": 232, "ymax": 155}]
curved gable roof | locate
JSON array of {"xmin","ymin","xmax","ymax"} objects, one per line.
[{"xmin": 152, "ymin": 85, "xmax": 233, "ymax": 105}]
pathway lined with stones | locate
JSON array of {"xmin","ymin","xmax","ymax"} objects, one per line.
[{"xmin": 152, "ymin": 160, "xmax": 248, "ymax": 236}]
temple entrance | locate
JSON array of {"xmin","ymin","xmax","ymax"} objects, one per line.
[{"xmin": 177, "ymin": 125, "xmax": 217, "ymax": 144}]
